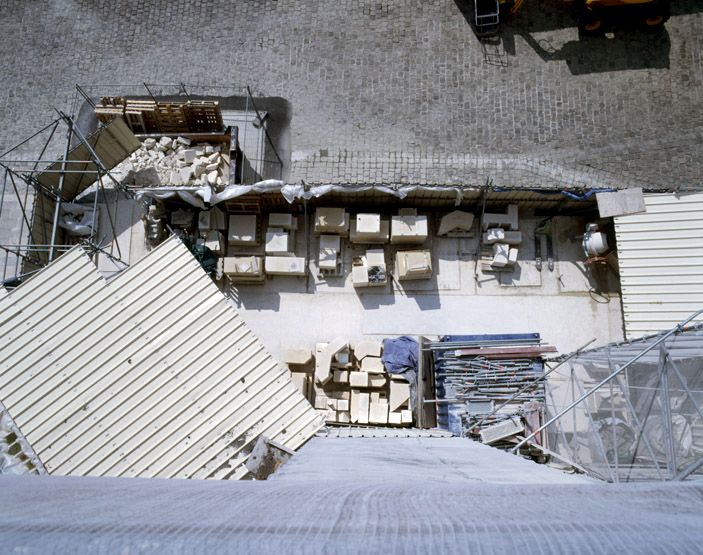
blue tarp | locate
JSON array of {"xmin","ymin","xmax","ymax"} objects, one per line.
[
  {"xmin": 382, "ymin": 336, "xmax": 418, "ymax": 411},
  {"xmin": 382, "ymin": 336, "xmax": 418, "ymax": 375}
]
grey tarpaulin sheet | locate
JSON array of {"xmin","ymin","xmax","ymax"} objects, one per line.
[
  {"xmin": 135, "ymin": 180, "xmax": 469, "ymax": 207},
  {"xmin": 1, "ymin": 443, "xmax": 703, "ymax": 554}
]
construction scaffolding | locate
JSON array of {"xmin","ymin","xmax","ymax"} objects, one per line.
[
  {"xmin": 515, "ymin": 311, "xmax": 703, "ymax": 482},
  {"xmin": 0, "ymin": 113, "xmax": 137, "ymax": 285},
  {"xmin": 0, "ymin": 83, "xmax": 285, "ymax": 285}
]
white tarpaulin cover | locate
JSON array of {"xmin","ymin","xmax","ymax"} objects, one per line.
[{"xmin": 136, "ymin": 180, "xmax": 469, "ymax": 206}]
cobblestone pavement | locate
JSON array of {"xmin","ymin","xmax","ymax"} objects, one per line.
[{"xmin": 0, "ymin": 0, "xmax": 701, "ymax": 191}]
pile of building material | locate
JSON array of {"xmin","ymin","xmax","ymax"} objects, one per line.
[
  {"xmin": 120, "ymin": 137, "xmax": 228, "ymax": 187},
  {"xmin": 0, "ymin": 237, "xmax": 322, "ymax": 480},
  {"xmin": 480, "ymin": 205, "xmax": 522, "ymax": 272},
  {"xmin": 430, "ymin": 334, "xmax": 554, "ymax": 449},
  {"xmin": 283, "ymin": 340, "xmax": 414, "ymax": 427}
]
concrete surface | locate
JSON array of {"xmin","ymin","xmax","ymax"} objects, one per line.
[
  {"xmin": 1, "ymin": 464, "xmax": 703, "ymax": 553},
  {"xmin": 0, "ymin": 1, "xmax": 701, "ymax": 190},
  {"xmin": 273, "ymin": 437, "xmax": 592, "ymax": 484}
]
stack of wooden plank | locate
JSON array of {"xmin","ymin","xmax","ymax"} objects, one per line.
[{"xmin": 95, "ymin": 97, "xmax": 223, "ymax": 134}]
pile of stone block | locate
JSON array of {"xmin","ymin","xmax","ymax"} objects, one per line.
[
  {"xmin": 480, "ymin": 205, "xmax": 522, "ymax": 272},
  {"xmin": 283, "ymin": 339, "xmax": 413, "ymax": 427},
  {"xmin": 122, "ymin": 137, "xmax": 228, "ymax": 187}
]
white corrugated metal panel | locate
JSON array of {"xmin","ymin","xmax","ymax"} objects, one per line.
[
  {"xmin": 614, "ymin": 192, "xmax": 703, "ymax": 338},
  {"xmin": 0, "ymin": 236, "xmax": 323, "ymax": 479}
]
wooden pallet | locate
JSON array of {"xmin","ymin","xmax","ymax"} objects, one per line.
[{"xmin": 94, "ymin": 98, "xmax": 222, "ymax": 135}]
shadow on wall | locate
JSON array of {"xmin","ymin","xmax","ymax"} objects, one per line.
[{"xmin": 453, "ymin": 0, "xmax": 676, "ymax": 74}]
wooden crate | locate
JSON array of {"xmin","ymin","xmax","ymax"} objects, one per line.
[{"xmin": 186, "ymin": 101, "xmax": 224, "ymax": 132}]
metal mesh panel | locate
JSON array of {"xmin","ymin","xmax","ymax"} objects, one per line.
[{"xmin": 543, "ymin": 325, "xmax": 703, "ymax": 482}]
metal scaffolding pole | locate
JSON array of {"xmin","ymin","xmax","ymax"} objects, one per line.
[
  {"xmin": 512, "ymin": 309, "xmax": 703, "ymax": 454},
  {"xmin": 49, "ymin": 119, "xmax": 73, "ymax": 262}
]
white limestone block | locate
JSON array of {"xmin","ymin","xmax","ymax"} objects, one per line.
[
  {"xmin": 482, "ymin": 205, "xmax": 519, "ymax": 231},
  {"xmin": 491, "ymin": 243, "xmax": 510, "ymax": 268},
  {"xmin": 351, "ymin": 390, "xmax": 370, "ymax": 424},
  {"xmin": 266, "ymin": 227, "xmax": 293, "ymax": 255},
  {"xmin": 389, "ymin": 380, "xmax": 410, "ymax": 412},
  {"xmin": 314, "ymin": 207, "xmax": 348, "ymax": 234},
  {"xmin": 315, "ymin": 337, "xmax": 348, "ymax": 384},
  {"xmin": 333, "ymin": 369, "xmax": 349, "ymax": 383},
  {"xmin": 204, "ymin": 230, "xmax": 224, "ymax": 254},
  {"xmin": 349, "ymin": 371, "xmax": 369, "ymax": 388},
  {"xmin": 265, "ymin": 256, "xmax": 306, "ymax": 276},
  {"xmin": 353, "ymin": 340, "xmax": 382, "ymax": 360},
  {"xmin": 396, "ymin": 250, "xmax": 433, "ymax": 280},
  {"xmin": 352, "ymin": 265, "xmax": 369, "ymax": 287},
  {"xmin": 369, "ymin": 402, "xmax": 389, "ymax": 425},
  {"xmin": 438, "ymin": 210, "xmax": 475, "ymax": 236},
  {"xmin": 268, "ymin": 213, "xmax": 296, "ymax": 230},
  {"xmin": 361, "ymin": 357, "xmax": 384, "ymax": 374},
  {"xmin": 228, "ymin": 215, "xmax": 257, "ymax": 245},
  {"xmin": 388, "ymin": 411, "xmax": 402, "ymax": 425},
  {"xmin": 282, "ymin": 347, "xmax": 313, "ymax": 365}
]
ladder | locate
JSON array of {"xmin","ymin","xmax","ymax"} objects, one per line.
[{"xmin": 474, "ymin": 0, "xmax": 500, "ymax": 36}]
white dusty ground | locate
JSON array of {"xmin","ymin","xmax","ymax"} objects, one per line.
[
  {"xmin": 227, "ymin": 214, "xmax": 622, "ymax": 360},
  {"xmin": 92, "ymin": 206, "xmax": 623, "ymax": 359}
]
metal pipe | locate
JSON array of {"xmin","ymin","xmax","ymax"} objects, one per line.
[
  {"xmin": 674, "ymin": 457, "xmax": 703, "ymax": 481},
  {"xmin": 466, "ymin": 338, "xmax": 596, "ymax": 434},
  {"xmin": 511, "ymin": 310, "xmax": 703, "ymax": 454},
  {"xmin": 0, "ymin": 118, "xmax": 62, "ymax": 158},
  {"xmin": 614, "ymin": 374, "xmax": 665, "ymax": 481},
  {"xmin": 58, "ymin": 112, "xmax": 124, "ymax": 190},
  {"xmin": 246, "ymin": 86, "xmax": 284, "ymax": 170},
  {"xmin": 8, "ymin": 171, "xmax": 36, "ymax": 247},
  {"xmin": 659, "ymin": 345, "xmax": 677, "ymax": 478},
  {"xmin": 49, "ymin": 120, "xmax": 73, "ymax": 262}
]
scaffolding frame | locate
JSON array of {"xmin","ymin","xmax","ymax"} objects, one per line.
[
  {"xmin": 0, "ymin": 112, "xmax": 133, "ymax": 285},
  {"xmin": 0, "ymin": 82, "xmax": 288, "ymax": 285},
  {"xmin": 514, "ymin": 310, "xmax": 703, "ymax": 482}
]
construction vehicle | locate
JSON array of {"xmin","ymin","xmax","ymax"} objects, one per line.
[{"xmin": 472, "ymin": 0, "xmax": 671, "ymax": 36}]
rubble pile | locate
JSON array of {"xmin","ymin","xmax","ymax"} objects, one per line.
[{"xmin": 121, "ymin": 136, "xmax": 227, "ymax": 187}]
